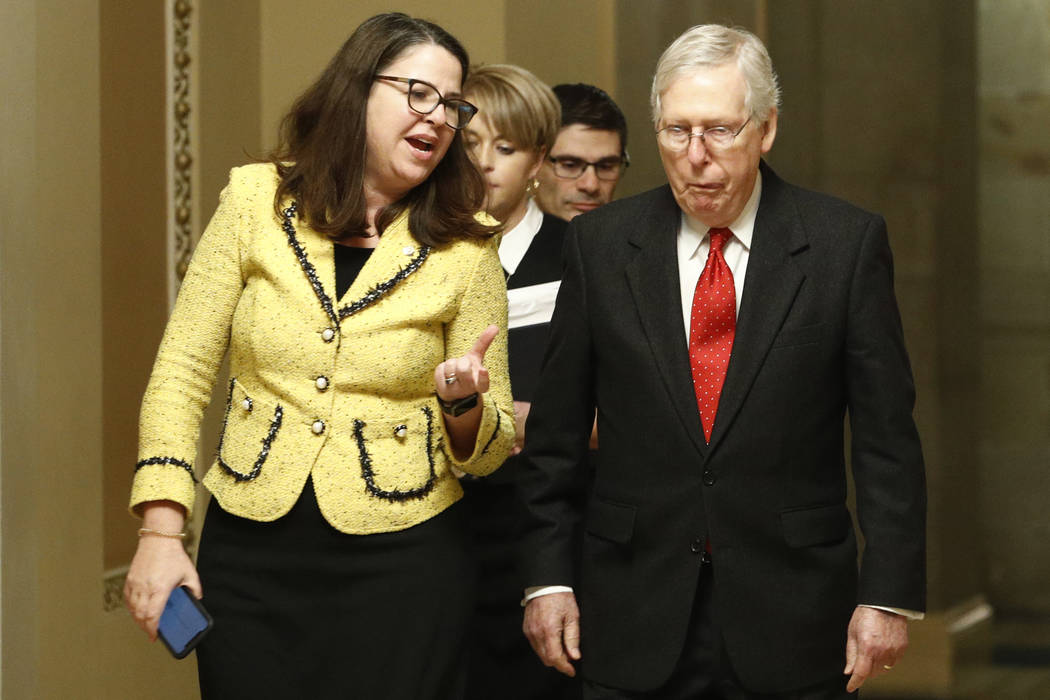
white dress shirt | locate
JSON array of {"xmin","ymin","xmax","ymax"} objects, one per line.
[{"xmin": 498, "ymin": 198, "xmax": 544, "ymax": 275}]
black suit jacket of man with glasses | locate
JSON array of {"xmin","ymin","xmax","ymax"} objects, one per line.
[{"xmin": 516, "ymin": 161, "xmax": 926, "ymax": 693}]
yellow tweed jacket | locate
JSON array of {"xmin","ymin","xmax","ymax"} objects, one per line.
[{"xmin": 130, "ymin": 163, "xmax": 515, "ymax": 534}]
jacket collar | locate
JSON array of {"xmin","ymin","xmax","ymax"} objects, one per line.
[{"xmin": 281, "ymin": 202, "xmax": 431, "ymax": 326}]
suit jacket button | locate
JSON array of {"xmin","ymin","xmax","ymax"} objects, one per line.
[
  {"xmin": 315, "ymin": 376, "xmax": 329, "ymax": 391},
  {"xmin": 690, "ymin": 538, "xmax": 704, "ymax": 554},
  {"xmin": 321, "ymin": 328, "xmax": 336, "ymax": 342},
  {"xmin": 312, "ymin": 420, "xmax": 326, "ymax": 435},
  {"xmin": 703, "ymin": 470, "xmax": 716, "ymax": 486}
]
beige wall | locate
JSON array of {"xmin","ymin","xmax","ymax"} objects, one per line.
[
  {"xmin": 506, "ymin": 0, "xmax": 616, "ymax": 95},
  {"xmin": 977, "ymin": 0, "xmax": 1050, "ymax": 615},
  {"xmin": 1, "ymin": 0, "xmax": 201, "ymax": 696},
  {"xmin": 259, "ymin": 1, "xmax": 509, "ymax": 152},
  {"xmin": 1, "ymin": 1, "xmax": 106, "ymax": 694},
  {"xmin": 3, "ymin": 2, "xmax": 1049, "ymax": 698},
  {"xmin": 100, "ymin": 0, "xmax": 169, "ymax": 571}
]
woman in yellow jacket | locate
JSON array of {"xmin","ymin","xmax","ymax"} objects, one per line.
[{"xmin": 124, "ymin": 13, "xmax": 515, "ymax": 699}]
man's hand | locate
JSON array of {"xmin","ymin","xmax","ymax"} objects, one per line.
[
  {"xmin": 522, "ymin": 591, "xmax": 581, "ymax": 677},
  {"xmin": 844, "ymin": 606, "xmax": 909, "ymax": 692}
]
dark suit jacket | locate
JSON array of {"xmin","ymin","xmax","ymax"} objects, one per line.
[{"xmin": 517, "ymin": 163, "xmax": 926, "ymax": 693}]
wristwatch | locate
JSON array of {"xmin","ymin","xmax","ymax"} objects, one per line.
[{"xmin": 436, "ymin": 392, "xmax": 479, "ymax": 417}]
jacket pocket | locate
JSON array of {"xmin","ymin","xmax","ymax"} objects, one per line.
[
  {"xmin": 585, "ymin": 497, "xmax": 637, "ymax": 544},
  {"xmin": 772, "ymin": 323, "xmax": 823, "ymax": 348},
  {"xmin": 352, "ymin": 406, "xmax": 437, "ymax": 502},
  {"xmin": 216, "ymin": 378, "xmax": 284, "ymax": 482},
  {"xmin": 779, "ymin": 503, "xmax": 850, "ymax": 547}
]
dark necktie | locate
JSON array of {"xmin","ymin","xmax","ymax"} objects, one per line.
[{"xmin": 689, "ymin": 228, "xmax": 736, "ymax": 444}]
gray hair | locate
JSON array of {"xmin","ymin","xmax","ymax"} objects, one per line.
[{"xmin": 650, "ymin": 24, "xmax": 781, "ymax": 126}]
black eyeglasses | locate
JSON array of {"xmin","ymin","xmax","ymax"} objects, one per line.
[
  {"xmin": 547, "ymin": 153, "xmax": 630, "ymax": 181},
  {"xmin": 374, "ymin": 75, "xmax": 478, "ymax": 130}
]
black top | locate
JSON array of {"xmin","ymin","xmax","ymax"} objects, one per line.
[
  {"xmin": 504, "ymin": 213, "xmax": 567, "ymax": 402},
  {"xmin": 334, "ymin": 243, "xmax": 375, "ymax": 299}
]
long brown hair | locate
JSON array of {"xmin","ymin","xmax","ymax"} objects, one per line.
[{"xmin": 269, "ymin": 13, "xmax": 496, "ymax": 246}]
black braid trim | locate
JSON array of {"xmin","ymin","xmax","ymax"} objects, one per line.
[
  {"xmin": 282, "ymin": 202, "xmax": 431, "ymax": 324},
  {"xmin": 135, "ymin": 456, "xmax": 198, "ymax": 483},
  {"xmin": 337, "ymin": 245, "xmax": 431, "ymax": 319},
  {"xmin": 480, "ymin": 404, "xmax": 502, "ymax": 456},
  {"xmin": 282, "ymin": 202, "xmax": 338, "ymax": 325},
  {"xmin": 354, "ymin": 406, "xmax": 437, "ymax": 501},
  {"xmin": 216, "ymin": 378, "xmax": 284, "ymax": 482}
]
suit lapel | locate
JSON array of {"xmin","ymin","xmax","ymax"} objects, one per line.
[
  {"xmin": 707, "ymin": 163, "xmax": 809, "ymax": 452},
  {"xmin": 624, "ymin": 187, "xmax": 709, "ymax": 458},
  {"xmin": 335, "ymin": 211, "xmax": 430, "ymax": 320},
  {"xmin": 283, "ymin": 204, "xmax": 430, "ymax": 326}
]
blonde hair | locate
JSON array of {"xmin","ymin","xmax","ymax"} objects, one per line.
[
  {"xmin": 463, "ymin": 64, "xmax": 561, "ymax": 153},
  {"xmin": 651, "ymin": 24, "xmax": 781, "ymax": 126}
]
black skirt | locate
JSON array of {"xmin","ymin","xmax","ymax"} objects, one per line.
[{"xmin": 195, "ymin": 478, "xmax": 476, "ymax": 700}]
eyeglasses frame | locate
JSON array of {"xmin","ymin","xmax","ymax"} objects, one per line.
[
  {"xmin": 655, "ymin": 115, "xmax": 753, "ymax": 153},
  {"xmin": 546, "ymin": 152, "xmax": 631, "ymax": 181},
  {"xmin": 374, "ymin": 75, "xmax": 478, "ymax": 130}
]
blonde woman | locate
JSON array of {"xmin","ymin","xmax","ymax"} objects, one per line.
[{"xmin": 460, "ymin": 64, "xmax": 579, "ymax": 700}]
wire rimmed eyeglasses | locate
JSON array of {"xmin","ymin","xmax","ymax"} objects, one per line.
[
  {"xmin": 374, "ymin": 75, "xmax": 478, "ymax": 130},
  {"xmin": 655, "ymin": 116, "xmax": 752, "ymax": 153}
]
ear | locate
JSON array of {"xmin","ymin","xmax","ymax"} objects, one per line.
[
  {"xmin": 527, "ymin": 147, "xmax": 547, "ymax": 180},
  {"xmin": 760, "ymin": 108, "xmax": 778, "ymax": 154}
]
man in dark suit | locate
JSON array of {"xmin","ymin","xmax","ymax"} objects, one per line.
[{"xmin": 518, "ymin": 24, "xmax": 926, "ymax": 699}]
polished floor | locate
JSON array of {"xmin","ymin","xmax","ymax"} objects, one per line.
[
  {"xmin": 953, "ymin": 619, "xmax": 1050, "ymax": 700},
  {"xmin": 869, "ymin": 618, "xmax": 1050, "ymax": 700}
]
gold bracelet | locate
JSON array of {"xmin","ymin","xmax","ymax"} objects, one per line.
[{"xmin": 137, "ymin": 527, "xmax": 187, "ymax": 539}]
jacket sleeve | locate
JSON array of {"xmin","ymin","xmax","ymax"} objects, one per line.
[
  {"xmin": 515, "ymin": 222, "xmax": 595, "ymax": 586},
  {"xmin": 129, "ymin": 168, "xmax": 247, "ymax": 517},
  {"xmin": 846, "ymin": 215, "xmax": 927, "ymax": 612},
  {"xmin": 437, "ymin": 234, "xmax": 515, "ymax": 475}
]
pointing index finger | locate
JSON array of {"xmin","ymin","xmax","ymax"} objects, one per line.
[{"xmin": 468, "ymin": 324, "xmax": 499, "ymax": 362}]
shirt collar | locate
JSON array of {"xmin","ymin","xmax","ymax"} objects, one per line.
[
  {"xmin": 679, "ymin": 170, "xmax": 762, "ymax": 259},
  {"xmin": 498, "ymin": 199, "xmax": 545, "ymax": 275}
]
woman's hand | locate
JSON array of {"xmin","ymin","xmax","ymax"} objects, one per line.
[
  {"xmin": 435, "ymin": 324, "xmax": 498, "ymax": 459},
  {"xmin": 434, "ymin": 324, "xmax": 497, "ymax": 402},
  {"xmin": 124, "ymin": 501, "xmax": 202, "ymax": 641}
]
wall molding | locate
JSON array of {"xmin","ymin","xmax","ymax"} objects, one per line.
[
  {"xmin": 168, "ymin": 0, "xmax": 198, "ymax": 300},
  {"xmin": 104, "ymin": 566, "xmax": 129, "ymax": 613}
]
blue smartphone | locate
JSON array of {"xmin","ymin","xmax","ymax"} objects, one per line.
[{"xmin": 157, "ymin": 585, "xmax": 213, "ymax": 659}]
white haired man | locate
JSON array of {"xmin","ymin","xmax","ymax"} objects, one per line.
[{"xmin": 518, "ymin": 24, "xmax": 926, "ymax": 699}]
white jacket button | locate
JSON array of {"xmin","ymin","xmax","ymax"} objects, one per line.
[
  {"xmin": 321, "ymin": 328, "xmax": 335, "ymax": 342},
  {"xmin": 312, "ymin": 420, "xmax": 326, "ymax": 435},
  {"xmin": 315, "ymin": 376, "xmax": 329, "ymax": 391}
]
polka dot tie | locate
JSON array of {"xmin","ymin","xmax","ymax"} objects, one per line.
[{"xmin": 689, "ymin": 228, "xmax": 736, "ymax": 444}]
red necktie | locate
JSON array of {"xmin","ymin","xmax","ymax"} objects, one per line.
[{"xmin": 689, "ymin": 228, "xmax": 736, "ymax": 444}]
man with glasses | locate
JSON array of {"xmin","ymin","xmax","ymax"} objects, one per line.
[
  {"xmin": 534, "ymin": 83, "xmax": 629, "ymax": 222},
  {"xmin": 518, "ymin": 24, "xmax": 926, "ymax": 700}
]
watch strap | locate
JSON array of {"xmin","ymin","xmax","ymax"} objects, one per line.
[{"xmin": 437, "ymin": 392, "xmax": 479, "ymax": 417}]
